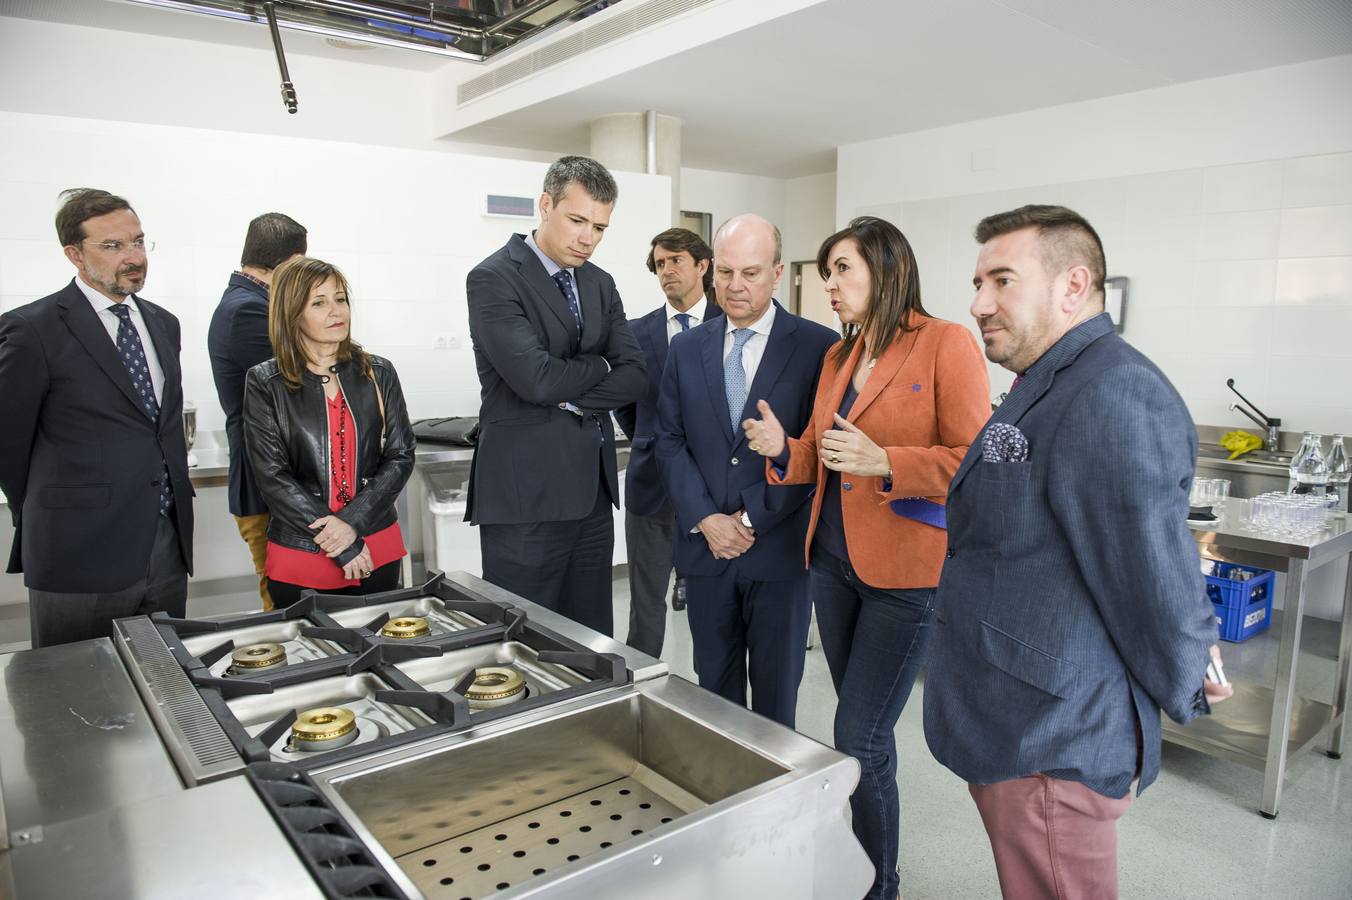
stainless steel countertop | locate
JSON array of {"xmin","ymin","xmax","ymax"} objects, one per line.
[
  {"xmin": 1188, "ymin": 498, "xmax": 1352, "ymax": 565},
  {"xmin": 0, "ymin": 638, "xmax": 321, "ymax": 898},
  {"xmin": 185, "ymin": 443, "xmax": 481, "ymax": 486}
]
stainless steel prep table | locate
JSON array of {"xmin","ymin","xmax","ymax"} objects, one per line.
[
  {"xmin": 0, "ymin": 638, "xmax": 324, "ymax": 898},
  {"xmin": 1168, "ymin": 500, "xmax": 1352, "ymax": 817}
]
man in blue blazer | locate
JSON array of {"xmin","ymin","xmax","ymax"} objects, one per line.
[
  {"xmin": 657, "ymin": 214, "xmax": 836, "ymax": 728},
  {"xmin": 208, "ymin": 212, "xmax": 308, "ymax": 610},
  {"xmin": 615, "ymin": 227, "xmax": 721, "ymax": 658},
  {"xmin": 467, "ymin": 157, "xmax": 646, "ymax": 637},
  {"xmin": 923, "ymin": 205, "xmax": 1233, "ymax": 898}
]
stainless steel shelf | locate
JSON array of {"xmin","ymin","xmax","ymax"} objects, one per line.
[{"xmin": 1162, "ymin": 680, "xmax": 1339, "ymax": 769}]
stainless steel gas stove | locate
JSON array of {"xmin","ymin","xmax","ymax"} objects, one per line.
[{"xmin": 0, "ymin": 573, "xmax": 871, "ymax": 899}]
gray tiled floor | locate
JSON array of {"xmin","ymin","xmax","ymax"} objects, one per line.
[{"xmin": 3, "ymin": 576, "xmax": 1349, "ymax": 898}]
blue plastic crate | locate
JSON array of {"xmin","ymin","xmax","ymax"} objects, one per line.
[{"xmin": 1205, "ymin": 562, "xmax": 1274, "ymax": 642}]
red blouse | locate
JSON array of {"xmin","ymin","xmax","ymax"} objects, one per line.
[{"xmin": 265, "ymin": 392, "xmax": 406, "ymax": 589}]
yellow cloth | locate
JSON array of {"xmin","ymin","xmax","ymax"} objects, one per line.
[{"xmin": 1220, "ymin": 430, "xmax": 1263, "ymax": 460}]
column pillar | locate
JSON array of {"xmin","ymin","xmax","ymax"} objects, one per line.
[{"xmin": 590, "ymin": 111, "xmax": 682, "ymax": 225}]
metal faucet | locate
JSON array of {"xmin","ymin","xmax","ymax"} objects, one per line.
[{"xmin": 1226, "ymin": 379, "xmax": 1281, "ymax": 452}]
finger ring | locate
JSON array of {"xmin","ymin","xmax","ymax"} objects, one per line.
[
  {"xmin": 832, "ymin": 453, "xmax": 841, "ymax": 463},
  {"xmin": 749, "ymin": 442, "xmax": 758, "ymax": 451}
]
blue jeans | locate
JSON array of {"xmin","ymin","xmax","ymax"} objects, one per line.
[{"xmin": 810, "ymin": 551, "xmax": 935, "ymax": 900}]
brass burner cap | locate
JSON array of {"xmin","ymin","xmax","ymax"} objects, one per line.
[
  {"xmin": 231, "ymin": 642, "xmax": 286, "ymax": 669},
  {"xmin": 381, "ymin": 616, "xmax": 430, "ymax": 639},
  {"xmin": 465, "ymin": 666, "xmax": 527, "ymax": 703},
  {"xmin": 291, "ymin": 706, "xmax": 357, "ymax": 742}
]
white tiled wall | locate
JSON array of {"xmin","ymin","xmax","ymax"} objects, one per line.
[
  {"xmin": 0, "ymin": 111, "xmax": 673, "ymax": 434},
  {"xmin": 0, "ymin": 110, "xmax": 672, "ymax": 585},
  {"xmin": 885, "ymin": 154, "xmax": 1352, "ymax": 436}
]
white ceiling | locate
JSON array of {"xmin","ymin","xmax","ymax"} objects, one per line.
[
  {"xmin": 445, "ymin": 0, "xmax": 1352, "ymax": 176},
  {"xmin": 0, "ymin": 0, "xmax": 454, "ymax": 71},
  {"xmin": 3, "ymin": 0, "xmax": 1351, "ymax": 176}
]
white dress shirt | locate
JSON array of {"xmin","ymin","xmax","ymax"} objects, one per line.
[
  {"xmin": 74, "ymin": 275, "xmax": 165, "ymax": 404},
  {"xmin": 722, "ymin": 301, "xmax": 776, "ymax": 386},
  {"xmin": 665, "ymin": 297, "xmax": 708, "ymax": 343}
]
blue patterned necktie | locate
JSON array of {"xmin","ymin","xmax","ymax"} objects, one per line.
[
  {"xmin": 674, "ymin": 312, "xmax": 691, "ymax": 332},
  {"xmin": 551, "ymin": 270, "xmax": 582, "ymax": 336},
  {"xmin": 724, "ymin": 328, "xmax": 755, "ymax": 434},
  {"xmin": 109, "ymin": 303, "xmax": 172, "ymax": 516}
]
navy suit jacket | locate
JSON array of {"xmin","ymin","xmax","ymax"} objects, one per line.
[
  {"xmin": 656, "ymin": 302, "xmax": 836, "ymax": 580},
  {"xmin": 207, "ymin": 273, "xmax": 272, "ymax": 517},
  {"xmin": 0, "ymin": 280, "xmax": 194, "ymax": 592},
  {"xmin": 615, "ymin": 300, "xmax": 722, "ymax": 518},
  {"xmin": 466, "ymin": 234, "xmax": 646, "ymax": 525},
  {"xmin": 923, "ymin": 314, "xmax": 1215, "ymax": 798}
]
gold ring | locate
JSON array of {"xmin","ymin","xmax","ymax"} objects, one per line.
[{"xmin": 832, "ymin": 453, "xmax": 841, "ymax": 463}]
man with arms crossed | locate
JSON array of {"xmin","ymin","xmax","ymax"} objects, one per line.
[
  {"xmin": 467, "ymin": 156, "xmax": 646, "ymax": 636},
  {"xmin": 924, "ymin": 205, "xmax": 1233, "ymax": 899}
]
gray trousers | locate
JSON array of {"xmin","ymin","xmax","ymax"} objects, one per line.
[
  {"xmin": 28, "ymin": 514, "xmax": 188, "ymax": 648},
  {"xmin": 624, "ymin": 503, "xmax": 676, "ymax": 658}
]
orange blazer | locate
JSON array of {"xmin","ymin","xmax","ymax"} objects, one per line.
[{"xmin": 766, "ymin": 316, "xmax": 990, "ymax": 589}]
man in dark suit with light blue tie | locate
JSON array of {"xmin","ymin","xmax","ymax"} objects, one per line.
[
  {"xmin": 467, "ymin": 157, "xmax": 646, "ymax": 636},
  {"xmin": 614, "ymin": 227, "xmax": 721, "ymax": 658},
  {"xmin": 656, "ymin": 214, "xmax": 836, "ymax": 727},
  {"xmin": 923, "ymin": 205, "xmax": 1233, "ymax": 899}
]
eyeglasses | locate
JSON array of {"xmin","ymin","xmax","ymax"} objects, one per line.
[{"xmin": 82, "ymin": 238, "xmax": 154, "ymax": 254}]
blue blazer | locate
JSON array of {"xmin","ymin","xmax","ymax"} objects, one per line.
[
  {"xmin": 207, "ymin": 273, "xmax": 273, "ymax": 518},
  {"xmin": 615, "ymin": 301, "xmax": 722, "ymax": 518},
  {"xmin": 923, "ymin": 314, "xmax": 1216, "ymax": 799},
  {"xmin": 656, "ymin": 302, "xmax": 837, "ymax": 580}
]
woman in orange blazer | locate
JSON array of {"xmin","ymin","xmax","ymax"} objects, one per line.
[{"xmin": 744, "ymin": 216, "xmax": 990, "ymax": 900}]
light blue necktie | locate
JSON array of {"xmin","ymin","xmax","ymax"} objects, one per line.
[
  {"xmin": 724, "ymin": 328, "xmax": 754, "ymax": 434},
  {"xmin": 550, "ymin": 270, "xmax": 582, "ymax": 336},
  {"xmin": 109, "ymin": 303, "xmax": 172, "ymax": 516},
  {"xmin": 674, "ymin": 312, "xmax": 691, "ymax": 332}
]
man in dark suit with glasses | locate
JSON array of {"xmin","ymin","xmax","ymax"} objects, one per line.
[{"xmin": 0, "ymin": 188, "xmax": 193, "ymax": 647}]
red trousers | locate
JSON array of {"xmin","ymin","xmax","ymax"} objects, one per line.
[{"xmin": 969, "ymin": 775, "xmax": 1134, "ymax": 900}]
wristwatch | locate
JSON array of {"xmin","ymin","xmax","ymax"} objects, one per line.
[{"xmin": 740, "ymin": 511, "xmax": 753, "ymax": 529}]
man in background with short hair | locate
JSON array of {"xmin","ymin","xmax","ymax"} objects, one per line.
[
  {"xmin": 615, "ymin": 228, "xmax": 721, "ymax": 658},
  {"xmin": 208, "ymin": 212, "xmax": 308, "ymax": 610}
]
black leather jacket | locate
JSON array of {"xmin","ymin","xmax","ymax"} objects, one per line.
[{"xmin": 242, "ymin": 355, "xmax": 415, "ymax": 568}]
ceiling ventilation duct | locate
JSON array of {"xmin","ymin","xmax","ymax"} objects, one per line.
[{"xmin": 121, "ymin": 1, "xmax": 623, "ymax": 60}]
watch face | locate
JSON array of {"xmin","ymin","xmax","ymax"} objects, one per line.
[{"xmin": 740, "ymin": 512, "xmax": 752, "ymax": 529}]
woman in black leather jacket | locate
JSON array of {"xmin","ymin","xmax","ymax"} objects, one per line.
[{"xmin": 243, "ymin": 256, "xmax": 416, "ymax": 607}]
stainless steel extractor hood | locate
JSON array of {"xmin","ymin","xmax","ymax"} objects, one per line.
[{"xmin": 121, "ymin": 0, "xmax": 622, "ymax": 61}]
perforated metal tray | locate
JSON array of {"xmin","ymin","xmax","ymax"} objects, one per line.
[{"xmin": 397, "ymin": 769, "xmax": 701, "ymax": 899}]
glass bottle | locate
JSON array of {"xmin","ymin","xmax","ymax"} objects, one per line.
[
  {"xmin": 1325, "ymin": 434, "xmax": 1349, "ymax": 512},
  {"xmin": 1288, "ymin": 432, "xmax": 1328, "ymax": 496}
]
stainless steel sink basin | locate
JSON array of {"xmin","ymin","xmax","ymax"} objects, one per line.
[
  {"xmin": 315, "ymin": 676, "xmax": 871, "ymax": 899},
  {"xmin": 1197, "ymin": 444, "xmax": 1291, "ymax": 467}
]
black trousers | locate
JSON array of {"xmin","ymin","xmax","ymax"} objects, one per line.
[
  {"xmin": 28, "ymin": 513, "xmax": 188, "ymax": 649},
  {"xmin": 266, "ymin": 559, "xmax": 403, "ymax": 609},
  {"xmin": 683, "ymin": 567, "xmax": 811, "ymax": 729},
  {"xmin": 623, "ymin": 502, "xmax": 676, "ymax": 657},
  {"xmin": 480, "ymin": 483, "xmax": 615, "ymax": 637}
]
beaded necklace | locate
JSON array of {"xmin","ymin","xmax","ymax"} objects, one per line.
[{"xmin": 331, "ymin": 394, "xmax": 354, "ymax": 506}]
